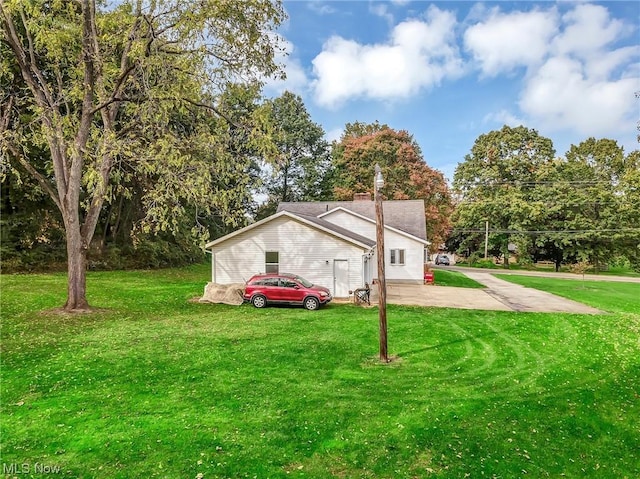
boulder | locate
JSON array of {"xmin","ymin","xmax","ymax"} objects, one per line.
[{"xmin": 200, "ymin": 282, "xmax": 245, "ymax": 305}]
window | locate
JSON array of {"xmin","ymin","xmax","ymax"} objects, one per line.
[
  {"xmin": 390, "ymin": 249, "xmax": 405, "ymax": 265},
  {"xmin": 280, "ymin": 279, "xmax": 298, "ymax": 288},
  {"xmin": 265, "ymin": 251, "xmax": 279, "ymax": 273}
]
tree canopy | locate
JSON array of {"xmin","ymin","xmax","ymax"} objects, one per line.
[
  {"xmin": 256, "ymin": 91, "xmax": 331, "ymax": 218},
  {"xmin": 0, "ymin": 0, "xmax": 286, "ymax": 310},
  {"xmin": 452, "ymin": 125, "xmax": 555, "ymax": 267},
  {"xmin": 452, "ymin": 127, "xmax": 640, "ymax": 271},
  {"xmin": 331, "ymin": 124, "xmax": 452, "ymax": 249}
]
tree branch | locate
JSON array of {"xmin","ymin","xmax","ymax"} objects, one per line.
[
  {"xmin": 2, "ymin": 2, "xmax": 73, "ymax": 195},
  {"xmin": 180, "ymin": 97, "xmax": 242, "ymax": 129},
  {"xmin": 5, "ymin": 142, "xmax": 62, "ymax": 212}
]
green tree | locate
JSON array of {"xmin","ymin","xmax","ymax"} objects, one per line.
[
  {"xmin": 100, "ymin": 82, "xmax": 270, "ymax": 265},
  {"xmin": 0, "ymin": 169, "xmax": 66, "ymax": 271},
  {"xmin": 452, "ymin": 125, "xmax": 555, "ymax": 267},
  {"xmin": 619, "ymin": 150, "xmax": 640, "ymax": 271},
  {"xmin": 257, "ymin": 91, "xmax": 331, "ymax": 218},
  {"xmin": 558, "ymin": 139, "xmax": 627, "ymax": 271},
  {"xmin": 330, "ymin": 125, "xmax": 452, "ymax": 249},
  {"xmin": 0, "ymin": 0, "xmax": 285, "ymax": 311}
]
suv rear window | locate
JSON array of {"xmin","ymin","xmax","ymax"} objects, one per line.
[{"xmin": 251, "ymin": 278, "xmax": 279, "ymax": 286}]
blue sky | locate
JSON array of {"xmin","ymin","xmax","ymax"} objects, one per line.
[{"xmin": 263, "ymin": 1, "xmax": 640, "ymax": 182}]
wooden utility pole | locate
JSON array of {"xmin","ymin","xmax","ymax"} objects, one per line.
[
  {"xmin": 484, "ymin": 220, "xmax": 489, "ymax": 260},
  {"xmin": 374, "ymin": 164, "xmax": 388, "ymax": 362}
]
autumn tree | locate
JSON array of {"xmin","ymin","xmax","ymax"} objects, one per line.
[
  {"xmin": 0, "ymin": 0, "xmax": 285, "ymax": 311},
  {"xmin": 452, "ymin": 125, "xmax": 555, "ymax": 268},
  {"xmin": 330, "ymin": 124, "xmax": 452, "ymax": 249}
]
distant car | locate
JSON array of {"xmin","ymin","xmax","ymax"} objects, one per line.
[
  {"xmin": 435, "ymin": 254, "xmax": 450, "ymax": 265},
  {"xmin": 243, "ymin": 273, "xmax": 332, "ymax": 310}
]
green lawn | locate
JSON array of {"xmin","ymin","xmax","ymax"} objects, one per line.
[
  {"xmin": 495, "ymin": 274, "xmax": 640, "ymax": 314},
  {"xmin": 2, "ymin": 265, "xmax": 639, "ymax": 478},
  {"xmin": 432, "ymin": 269, "xmax": 484, "ymax": 288}
]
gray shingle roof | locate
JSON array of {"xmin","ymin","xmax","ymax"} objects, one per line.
[{"xmin": 277, "ymin": 200, "xmax": 427, "ymax": 241}]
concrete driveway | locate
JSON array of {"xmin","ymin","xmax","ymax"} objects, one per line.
[
  {"xmin": 380, "ymin": 283, "xmax": 512, "ymax": 311},
  {"xmin": 458, "ymin": 270, "xmax": 602, "ymax": 313},
  {"xmin": 372, "ymin": 269, "xmax": 605, "ymax": 313}
]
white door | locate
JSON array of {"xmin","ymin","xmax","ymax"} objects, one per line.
[{"xmin": 333, "ymin": 260, "xmax": 349, "ymax": 298}]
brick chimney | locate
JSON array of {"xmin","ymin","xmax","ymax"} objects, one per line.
[{"xmin": 353, "ymin": 192, "xmax": 372, "ymax": 201}]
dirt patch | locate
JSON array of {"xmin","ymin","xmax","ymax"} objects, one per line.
[{"xmin": 40, "ymin": 307, "xmax": 111, "ymax": 316}]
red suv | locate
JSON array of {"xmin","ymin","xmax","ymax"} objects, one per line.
[{"xmin": 243, "ymin": 273, "xmax": 332, "ymax": 310}]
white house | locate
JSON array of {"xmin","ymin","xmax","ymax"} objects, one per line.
[{"xmin": 204, "ymin": 197, "xmax": 430, "ymax": 298}]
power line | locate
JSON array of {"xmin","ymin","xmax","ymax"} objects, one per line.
[
  {"xmin": 455, "ymin": 200, "xmax": 621, "ymax": 206},
  {"xmin": 452, "ymin": 228, "xmax": 640, "ymax": 235},
  {"xmin": 517, "ymin": 181, "xmax": 610, "ymax": 184},
  {"xmin": 457, "ymin": 180, "xmax": 613, "ymax": 186}
]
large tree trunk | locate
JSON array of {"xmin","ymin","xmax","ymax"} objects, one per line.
[
  {"xmin": 502, "ymin": 242, "xmax": 510, "ymax": 269},
  {"xmin": 62, "ymin": 203, "xmax": 91, "ymax": 311},
  {"xmin": 65, "ymin": 235, "xmax": 90, "ymax": 311},
  {"xmin": 555, "ymin": 255, "xmax": 562, "ymax": 272}
]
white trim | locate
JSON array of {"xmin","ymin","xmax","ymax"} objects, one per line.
[
  {"xmin": 212, "ymin": 251, "xmax": 216, "ymax": 282},
  {"xmin": 205, "ymin": 210, "xmax": 373, "ymax": 251},
  {"xmin": 390, "ymin": 248, "xmax": 406, "ymax": 265},
  {"xmin": 319, "ymin": 206, "xmax": 431, "ymax": 246}
]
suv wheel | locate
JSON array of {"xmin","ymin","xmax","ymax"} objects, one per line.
[
  {"xmin": 304, "ymin": 296, "xmax": 319, "ymax": 311},
  {"xmin": 252, "ymin": 295, "xmax": 267, "ymax": 308}
]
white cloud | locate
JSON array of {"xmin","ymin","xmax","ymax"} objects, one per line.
[
  {"xmin": 520, "ymin": 56, "xmax": 638, "ymax": 136},
  {"xmin": 465, "ymin": 3, "xmax": 639, "ymax": 138},
  {"xmin": 307, "ymin": 2, "xmax": 336, "ymax": 16},
  {"xmin": 464, "ymin": 8, "xmax": 558, "ymax": 76},
  {"xmin": 370, "ymin": 3, "xmax": 394, "ymax": 26},
  {"xmin": 517, "ymin": 4, "xmax": 640, "ymax": 136},
  {"xmin": 303, "ymin": 2, "xmax": 637, "ymax": 144},
  {"xmin": 311, "ymin": 6, "xmax": 463, "ymax": 108},
  {"xmin": 263, "ymin": 39, "xmax": 309, "ymax": 96},
  {"xmin": 552, "ymin": 4, "xmax": 629, "ymax": 59},
  {"xmin": 483, "ymin": 109, "xmax": 526, "ymax": 127}
]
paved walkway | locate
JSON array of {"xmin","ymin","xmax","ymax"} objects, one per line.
[
  {"xmin": 380, "ymin": 283, "xmax": 511, "ymax": 311},
  {"xmin": 459, "ymin": 270, "xmax": 603, "ymax": 314},
  {"xmin": 447, "ymin": 265, "xmax": 640, "ymax": 283},
  {"xmin": 368, "ymin": 266, "xmax": 620, "ymax": 313}
]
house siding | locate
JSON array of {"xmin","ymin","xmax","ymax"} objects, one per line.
[
  {"xmin": 322, "ymin": 209, "xmax": 376, "ymax": 239},
  {"xmin": 323, "ymin": 209, "xmax": 424, "ymax": 283},
  {"xmin": 211, "ymin": 215, "xmax": 369, "ymax": 297},
  {"xmin": 383, "ymin": 230, "xmax": 425, "ymax": 283}
]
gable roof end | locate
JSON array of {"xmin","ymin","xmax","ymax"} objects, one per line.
[
  {"xmin": 204, "ymin": 210, "xmax": 374, "ymax": 250},
  {"xmin": 277, "ymin": 200, "xmax": 427, "ymax": 241}
]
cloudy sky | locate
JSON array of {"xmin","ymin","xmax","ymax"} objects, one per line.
[{"xmin": 264, "ymin": 0, "xmax": 640, "ymax": 182}]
